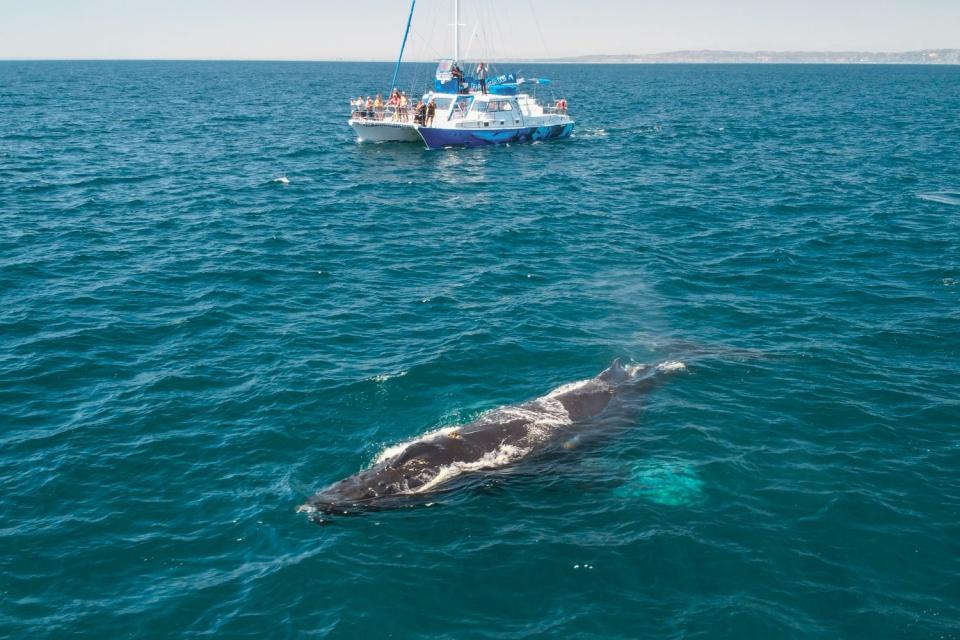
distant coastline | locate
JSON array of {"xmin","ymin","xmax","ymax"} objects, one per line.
[
  {"xmin": 2, "ymin": 49, "xmax": 958, "ymax": 64},
  {"xmin": 538, "ymin": 49, "xmax": 960, "ymax": 64}
]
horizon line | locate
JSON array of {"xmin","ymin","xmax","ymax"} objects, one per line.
[{"xmin": 2, "ymin": 47, "xmax": 959, "ymax": 64}]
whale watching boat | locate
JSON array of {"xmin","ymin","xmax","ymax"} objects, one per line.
[{"xmin": 348, "ymin": 0, "xmax": 574, "ymax": 150}]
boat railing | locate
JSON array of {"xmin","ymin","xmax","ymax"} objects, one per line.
[
  {"xmin": 542, "ymin": 106, "xmax": 568, "ymax": 115},
  {"xmin": 350, "ymin": 106, "xmax": 421, "ymax": 124}
]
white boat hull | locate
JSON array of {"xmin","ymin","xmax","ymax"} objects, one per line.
[{"xmin": 349, "ymin": 119, "xmax": 421, "ymax": 143}]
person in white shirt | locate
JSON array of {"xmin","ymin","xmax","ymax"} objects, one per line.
[{"xmin": 476, "ymin": 62, "xmax": 488, "ymax": 94}]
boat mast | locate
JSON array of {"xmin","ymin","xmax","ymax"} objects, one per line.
[
  {"xmin": 391, "ymin": 0, "xmax": 416, "ymax": 90},
  {"xmin": 453, "ymin": 0, "xmax": 461, "ymax": 63}
]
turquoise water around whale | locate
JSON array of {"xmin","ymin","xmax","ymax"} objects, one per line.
[{"xmin": 2, "ymin": 61, "xmax": 959, "ymax": 638}]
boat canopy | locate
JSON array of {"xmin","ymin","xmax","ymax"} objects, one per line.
[
  {"xmin": 488, "ymin": 73, "xmax": 518, "ymax": 95},
  {"xmin": 433, "ymin": 61, "xmax": 523, "ymax": 96}
]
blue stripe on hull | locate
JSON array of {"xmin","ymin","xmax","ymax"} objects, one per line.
[{"xmin": 418, "ymin": 123, "xmax": 574, "ymax": 149}]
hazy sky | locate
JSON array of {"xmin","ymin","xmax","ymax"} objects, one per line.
[{"xmin": 2, "ymin": 0, "xmax": 958, "ymax": 60}]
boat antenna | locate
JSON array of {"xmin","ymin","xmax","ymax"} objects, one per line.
[{"xmin": 391, "ymin": 0, "xmax": 417, "ymax": 90}]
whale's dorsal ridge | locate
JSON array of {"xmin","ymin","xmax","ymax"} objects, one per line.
[{"xmin": 599, "ymin": 358, "xmax": 626, "ymax": 383}]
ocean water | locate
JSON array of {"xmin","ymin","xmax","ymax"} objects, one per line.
[{"xmin": 2, "ymin": 61, "xmax": 959, "ymax": 639}]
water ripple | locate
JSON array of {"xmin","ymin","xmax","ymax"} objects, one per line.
[{"xmin": 1, "ymin": 61, "xmax": 959, "ymax": 639}]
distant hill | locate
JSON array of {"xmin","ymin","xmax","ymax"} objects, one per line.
[{"xmin": 542, "ymin": 49, "xmax": 960, "ymax": 64}]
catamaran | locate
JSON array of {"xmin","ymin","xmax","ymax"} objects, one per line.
[{"xmin": 348, "ymin": 0, "xmax": 574, "ymax": 150}]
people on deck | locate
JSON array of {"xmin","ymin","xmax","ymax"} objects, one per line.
[
  {"xmin": 374, "ymin": 94, "xmax": 384, "ymax": 119},
  {"xmin": 555, "ymin": 98, "xmax": 568, "ymax": 114},
  {"xmin": 451, "ymin": 63, "xmax": 464, "ymax": 93},
  {"xmin": 414, "ymin": 99, "xmax": 426, "ymax": 125},
  {"xmin": 399, "ymin": 92, "xmax": 409, "ymax": 120},
  {"xmin": 476, "ymin": 62, "xmax": 488, "ymax": 94},
  {"xmin": 364, "ymin": 96, "xmax": 373, "ymax": 117},
  {"xmin": 426, "ymin": 99, "xmax": 437, "ymax": 127}
]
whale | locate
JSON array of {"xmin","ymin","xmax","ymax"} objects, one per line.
[{"xmin": 298, "ymin": 359, "xmax": 686, "ymax": 521}]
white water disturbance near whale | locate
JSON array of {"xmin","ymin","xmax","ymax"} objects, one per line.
[
  {"xmin": 373, "ymin": 425, "xmax": 463, "ymax": 465},
  {"xmin": 412, "ymin": 395, "xmax": 576, "ymax": 494},
  {"xmin": 372, "ymin": 378, "xmax": 593, "ymax": 495},
  {"xmin": 917, "ymin": 191, "xmax": 960, "ymax": 206},
  {"xmin": 657, "ymin": 361, "xmax": 687, "ymax": 373},
  {"xmin": 413, "ymin": 443, "xmax": 531, "ymax": 494},
  {"xmin": 363, "ymin": 362, "xmax": 686, "ymax": 497}
]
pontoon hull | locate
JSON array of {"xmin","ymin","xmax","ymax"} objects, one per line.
[
  {"xmin": 417, "ymin": 122, "xmax": 574, "ymax": 149},
  {"xmin": 349, "ymin": 119, "xmax": 422, "ymax": 143}
]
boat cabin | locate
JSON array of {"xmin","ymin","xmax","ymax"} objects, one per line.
[{"xmin": 423, "ymin": 92, "xmax": 555, "ymax": 129}]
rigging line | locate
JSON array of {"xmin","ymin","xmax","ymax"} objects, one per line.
[
  {"xmin": 462, "ymin": 22, "xmax": 481, "ymax": 62},
  {"xmin": 478, "ymin": 1, "xmax": 497, "ymax": 67},
  {"xmin": 409, "ymin": 26, "xmax": 444, "ymax": 59},
  {"xmin": 525, "ymin": 0, "xmax": 553, "ymax": 61},
  {"xmin": 416, "ymin": 1, "xmax": 444, "ymax": 93},
  {"xmin": 422, "ymin": 0, "xmax": 441, "ymax": 60},
  {"xmin": 524, "ymin": 0, "xmax": 559, "ymax": 101},
  {"xmin": 399, "ymin": 0, "xmax": 435, "ymax": 96},
  {"xmin": 487, "ymin": 0, "xmax": 510, "ymax": 66},
  {"xmin": 406, "ymin": 0, "xmax": 441, "ymax": 96},
  {"xmin": 473, "ymin": 0, "xmax": 493, "ymax": 66}
]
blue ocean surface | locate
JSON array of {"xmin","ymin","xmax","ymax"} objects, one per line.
[{"xmin": 1, "ymin": 61, "xmax": 959, "ymax": 639}]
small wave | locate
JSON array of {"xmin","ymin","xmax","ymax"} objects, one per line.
[
  {"xmin": 576, "ymin": 128, "xmax": 607, "ymax": 139},
  {"xmin": 917, "ymin": 191, "xmax": 960, "ymax": 206},
  {"xmin": 272, "ymin": 176, "xmax": 290, "ymax": 185},
  {"xmin": 371, "ymin": 370, "xmax": 407, "ymax": 383}
]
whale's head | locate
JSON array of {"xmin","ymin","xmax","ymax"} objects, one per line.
[{"xmin": 297, "ymin": 462, "xmax": 420, "ymax": 520}]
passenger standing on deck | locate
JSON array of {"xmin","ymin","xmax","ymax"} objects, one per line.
[
  {"xmin": 451, "ymin": 63, "xmax": 464, "ymax": 93},
  {"xmin": 426, "ymin": 99, "xmax": 437, "ymax": 127},
  {"xmin": 388, "ymin": 90, "xmax": 400, "ymax": 121},
  {"xmin": 399, "ymin": 92, "xmax": 408, "ymax": 121},
  {"xmin": 364, "ymin": 96, "xmax": 373, "ymax": 117},
  {"xmin": 414, "ymin": 99, "xmax": 426, "ymax": 125},
  {"xmin": 476, "ymin": 62, "xmax": 488, "ymax": 94},
  {"xmin": 374, "ymin": 94, "xmax": 384, "ymax": 119}
]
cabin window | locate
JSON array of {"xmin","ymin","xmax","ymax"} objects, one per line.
[
  {"xmin": 449, "ymin": 95, "xmax": 474, "ymax": 121},
  {"xmin": 478, "ymin": 101, "xmax": 514, "ymax": 113}
]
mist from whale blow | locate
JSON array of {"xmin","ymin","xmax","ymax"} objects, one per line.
[{"xmin": 299, "ymin": 359, "xmax": 685, "ymax": 520}]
